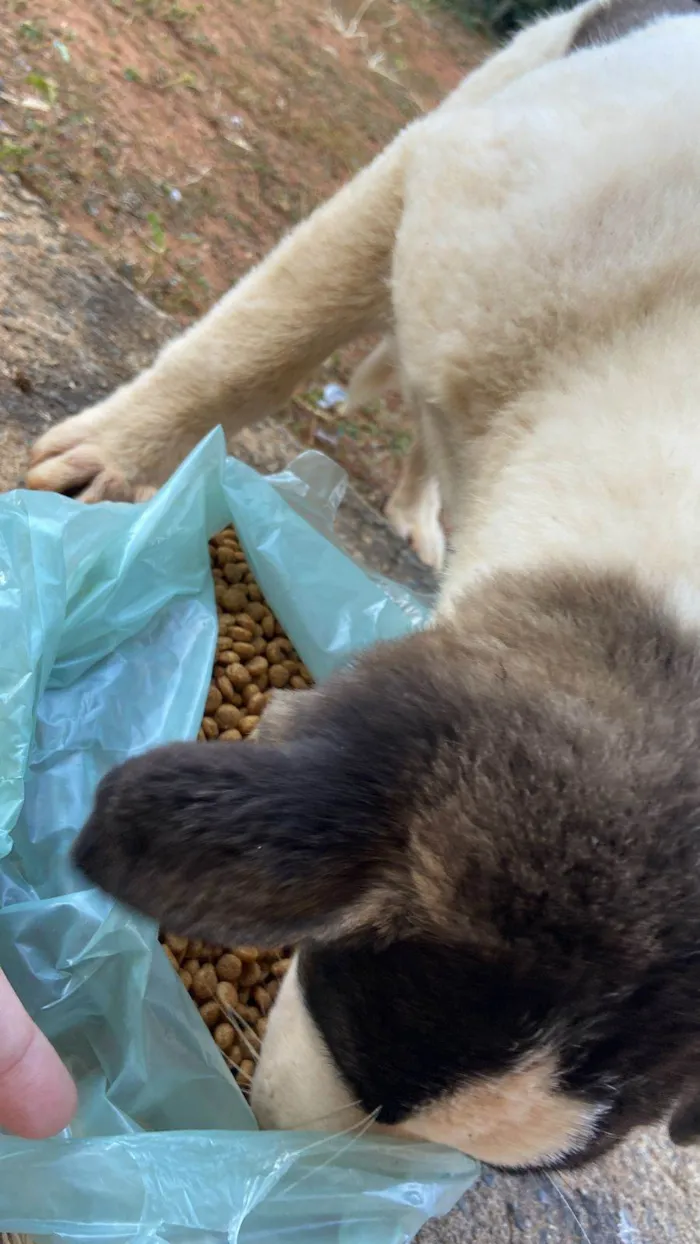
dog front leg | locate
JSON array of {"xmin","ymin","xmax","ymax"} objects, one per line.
[{"xmin": 27, "ymin": 144, "xmax": 405, "ymax": 501}]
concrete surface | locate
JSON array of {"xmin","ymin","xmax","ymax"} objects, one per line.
[{"xmin": 1, "ymin": 170, "xmax": 699, "ymax": 1243}]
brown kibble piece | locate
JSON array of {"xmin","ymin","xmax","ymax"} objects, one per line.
[
  {"xmin": 231, "ymin": 625, "xmax": 253, "ymax": 643},
  {"xmin": 216, "ymin": 981, "xmax": 239, "ymax": 1011},
  {"xmin": 220, "ymin": 728, "xmax": 243, "ymax": 742},
  {"xmin": 223, "ymin": 563, "xmax": 246, "ymax": 584},
  {"xmin": 246, "ymin": 601, "xmax": 266, "ymax": 622},
  {"xmin": 226, "ymin": 663, "xmax": 252, "ymax": 690},
  {"xmin": 254, "ymin": 986, "xmax": 272, "ymax": 1014},
  {"xmin": 272, "ymin": 958, "xmax": 291, "ymax": 978},
  {"xmin": 236, "ymin": 946, "xmax": 259, "ymax": 963},
  {"xmin": 269, "ymin": 664, "xmax": 290, "ymax": 689},
  {"xmin": 199, "ymin": 1000, "xmax": 221, "ymax": 1029},
  {"xmin": 261, "ymin": 613, "xmax": 275, "ymax": 638},
  {"xmin": 235, "ymin": 613, "xmax": 256, "ymax": 632},
  {"xmin": 193, "ymin": 964, "xmax": 218, "ymax": 1001},
  {"xmin": 240, "ymin": 961, "xmax": 263, "ymax": 987},
  {"xmin": 232, "ymin": 641, "xmax": 256, "ymax": 661},
  {"xmin": 239, "ymin": 1058, "xmax": 254, "ymax": 1083},
  {"xmin": 183, "ymin": 958, "xmax": 200, "ymax": 976},
  {"xmin": 216, "ymin": 953, "xmax": 242, "ymax": 982},
  {"xmin": 216, "ymin": 673, "xmax": 235, "ymax": 703},
  {"xmin": 179, "ymin": 969, "xmax": 193, "ymax": 991},
  {"xmin": 163, "ymin": 945, "xmax": 179, "ymax": 970},
  {"xmin": 256, "ymin": 1016, "xmax": 268, "ymax": 1039},
  {"xmin": 214, "ymin": 1022, "xmax": 235, "ymax": 1052},
  {"xmin": 238, "ymin": 714, "xmax": 260, "ymax": 737},
  {"xmin": 266, "ymin": 639, "xmax": 290, "ymax": 664},
  {"xmin": 290, "ymin": 675, "xmax": 308, "ymax": 690},
  {"xmin": 165, "ymin": 933, "xmax": 188, "ymax": 957},
  {"xmin": 245, "ymin": 691, "xmax": 266, "ymax": 717},
  {"xmin": 205, "ymin": 686, "xmax": 223, "ymax": 714},
  {"xmin": 201, "ymin": 716, "xmax": 219, "ymax": 739},
  {"xmin": 222, "ymin": 586, "xmax": 248, "ymax": 613},
  {"xmin": 215, "ymin": 703, "xmax": 241, "ymax": 730},
  {"xmin": 237, "ymin": 1005, "xmax": 261, "ymax": 1024},
  {"xmin": 246, "ymin": 655, "xmax": 268, "ymax": 679}
]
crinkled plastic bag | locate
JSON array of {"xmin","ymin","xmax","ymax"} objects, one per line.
[{"xmin": 0, "ymin": 429, "xmax": 478, "ymax": 1243}]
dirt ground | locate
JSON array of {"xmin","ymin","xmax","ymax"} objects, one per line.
[{"xmin": 0, "ymin": 0, "xmax": 487, "ymax": 510}]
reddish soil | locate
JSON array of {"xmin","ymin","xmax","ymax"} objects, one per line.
[{"xmin": 0, "ymin": 0, "xmax": 487, "ymax": 509}]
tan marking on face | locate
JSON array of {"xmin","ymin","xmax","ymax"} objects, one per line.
[{"xmin": 388, "ymin": 1051, "xmax": 603, "ymax": 1168}]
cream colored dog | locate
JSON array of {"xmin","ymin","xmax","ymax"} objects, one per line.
[
  {"xmin": 29, "ymin": 0, "xmax": 700, "ymax": 616},
  {"xmin": 36, "ymin": 0, "xmax": 700, "ymax": 1167}
]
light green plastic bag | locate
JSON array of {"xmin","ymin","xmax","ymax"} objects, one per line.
[{"xmin": 0, "ymin": 429, "xmax": 478, "ymax": 1243}]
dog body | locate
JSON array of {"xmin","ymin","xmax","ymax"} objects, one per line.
[
  {"xmin": 40, "ymin": 0, "xmax": 700, "ymax": 1170},
  {"xmin": 405, "ymin": 18, "xmax": 700, "ymax": 622}
]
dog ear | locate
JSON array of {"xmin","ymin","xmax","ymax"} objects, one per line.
[
  {"xmin": 72, "ymin": 735, "xmax": 405, "ymax": 946},
  {"xmin": 669, "ymin": 1085, "xmax": 700, "ymax": 1146}
]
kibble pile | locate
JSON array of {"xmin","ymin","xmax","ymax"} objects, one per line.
[
  {"xmin": 160, "ymin": 525, "xmax": 309, "ymax": 1091},
  {"xmin": 161, "ymin": 936, "xmax": 291, "ymax": 1089}
]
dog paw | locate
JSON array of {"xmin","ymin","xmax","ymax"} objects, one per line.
[
  {"xmin": 27, "ymin": 409, "xmax": 146, "ymax": 502},
  {"xmin": 385, "ymin": 481, "xmax": 446, "ymax": 573}
]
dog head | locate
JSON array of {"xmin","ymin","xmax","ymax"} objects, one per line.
[{"xmin": 73, "ymin": 571, "xmax": 700, "ymax": 1168}]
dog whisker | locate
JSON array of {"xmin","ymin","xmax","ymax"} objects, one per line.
[
  {"xmin": 275, "ymin": 1107, "xmax": 381, "ymax": 1197},
  {"xmin": 545, "ymin": 1171, "xmax": 594, "ymax": 1244},
  {"xmin": 286, "ymin": 1099, "xmax": 365, "ymax": 1130}
]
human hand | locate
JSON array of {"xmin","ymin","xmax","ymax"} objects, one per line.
[{"xmin": 0, "ymin": 969, "xmax": 77, "ymax": 1138}]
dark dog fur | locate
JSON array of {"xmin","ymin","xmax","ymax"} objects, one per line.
[{"xmin": 75, "ymin": 569, "xmax": 700, "ymax": 1164}]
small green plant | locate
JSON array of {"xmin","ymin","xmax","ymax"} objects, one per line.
[
  {"xmin": 0, "ymin": 139, "xmax": 29, "ymax": 172},
  {"xmin": 161, "ymin": 70, "xmax": 199, "ymax": 91},
  {"xmin": 146, "ymin": 211, "xmax": 167, "ymax": 254},
  {"xmin": 123, "ymin": 66, "xmax": 142, "ymax": 83},
  {"xmin": 25, "ymin": 72, "xmax": 58, "ymax": 105},
  {"xmin": 165, "ymin": 3, "xmax": 201, "ymax": 21},
  {"xmin": 17, "ymin": 17, "xmax": 44, "ymax": 42}
]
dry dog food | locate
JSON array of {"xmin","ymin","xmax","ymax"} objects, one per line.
[{"xmin": 160, "ymin": 526, "xmax": 310, "ymax": 1090}]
